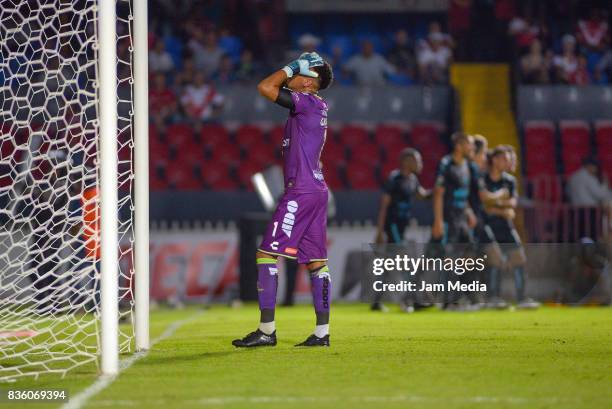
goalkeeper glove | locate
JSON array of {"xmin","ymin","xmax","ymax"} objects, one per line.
[{"xmin": 282, "ymin": 52, "xmax": 324, "ymax": 78}]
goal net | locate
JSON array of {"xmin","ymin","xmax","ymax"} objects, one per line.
[{"xmin": 0, "ymin": 0, "xmax": 145, "ymax": 381}]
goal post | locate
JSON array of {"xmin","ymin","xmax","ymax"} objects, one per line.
[{"xmin": 0, "ymin": 0, "xmax": 149, "ymax": 381}]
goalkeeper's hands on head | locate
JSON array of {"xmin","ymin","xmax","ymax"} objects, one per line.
[{"xmin": 282, "ymin": 52, "xmax": 324, "ymax": 78}]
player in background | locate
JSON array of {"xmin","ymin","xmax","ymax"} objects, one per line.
[
  {"xmin": 432, "ymin": 132, "xmax": 477, "ymax": 307},
  {"xmin": 484, "ymin": 146, "xmax": 539, "ymax": 309},
  {"xmin": 232, "ymin": 53, "xmax": 334, "ymax": 348},
  {"xmin": 372, "ymin": 148, "xmax": 431, "ymax": 313}
]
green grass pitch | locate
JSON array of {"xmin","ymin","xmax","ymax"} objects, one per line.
[{"xmin": 5, "ymin": 304, "xmax": 612, "ymax": 409}]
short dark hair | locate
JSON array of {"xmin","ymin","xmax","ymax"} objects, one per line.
[
  {"xmin": 451, "ymin": 131, "xmax": 470, "ymax": 146},
  {"xmin": 488, "ymin": 146, "xmax": 508, "ymax": 166},
  {"xmin": 312, "ymin": 61, "xmax": 334, "ymax": 90}
]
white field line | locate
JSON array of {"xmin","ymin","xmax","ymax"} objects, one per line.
[
  {"xmin": 87, "ymin": 394, "xmax": 575, "ymax": 407},
  {"xmin": 61, "ymin": 311, "xmax": 203, "ymax": 409}
]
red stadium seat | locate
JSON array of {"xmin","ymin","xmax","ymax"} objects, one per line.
[
  {"xmin": 560, "ymin": 120, "xmax": 591, "ymax": 160},
  {"xmin": 200, "ymin": 124, "xmax": 229, "ymax": 147},
  {"xmin": 411, "ymin": 121, "xmax": 443, "ymax": 148},
  {"xmin": 595, "ymin": 120, "xmax": 612, "ymax": 150},
  {"xmin": 562, "ymin": 150, "xmax": 586, "ymax": 175},
  {"xmin": 209, "ymin": 143, "xmax": 241, "ymax": 166},
  {"xmin": 269, "ymin": 125, "xmax": 285, "ymax": 143},
  {"xmin": 349, "ymin": 142, "xmax": 381, "ymax": 167},
  {"xmin": 323, "ymin": 165, "xmax": 344, "ymax": 189},
  {"xmin": 524, "ymin": 120, "xmax": 555, "ymax": 148},
  {"xmin": 321, "ymin": 140, "xmax": 346, "ymax": 165},
  {"xmin": 166, "ymin": 124, "xmax": 195, "ymax": 148},
  {"xmin": 236, "ymin": 162, "xmax": 264, "ymax": 190},
  {"xmin": 235, "ymin": 125, "xmax": 265, "ymax": 147},
  {"xmin": 245, "ymin": 143, "xmax": 277, "ymax": 167},
  {"xmin": 345, "ymin": 162, "xmax": 378, "ymax": 190},
  {"xmin": 338, "ymin": 125, "xmax": 370, "ymax": 146},
  {"xmin": 201, "ymin": 161, "xmax": 237, "ymax": 190},
  {"xmin": 528, "ymin": 176, "xmax": 563, "ymax": 203},
  {"xmin": 166, "ymin": 162, "xmax": 201, "ymax": 190},
  {"xmin": 380, "ymin": 140, "xmax": 410, "ymax": 161},
  {"xmin": 374, "ymin": 124, "xmax": 406, "ymax": 147}
]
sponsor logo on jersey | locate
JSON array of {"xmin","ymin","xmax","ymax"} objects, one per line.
[
  {"xmin": 282, "ymin": 200, "xmax": 298, "ymax": 237},
  {"xmin": 313, "ymin": 170, "xmax": 324, "ymax": 181},
  {"xmin": 284, "ymin": 247, "xmax": 297, "ymax": 255}
]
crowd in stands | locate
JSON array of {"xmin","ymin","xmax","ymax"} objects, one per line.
[{"xmin": 513, "ymin": 6, "xmax": 611, "ymax": 85}]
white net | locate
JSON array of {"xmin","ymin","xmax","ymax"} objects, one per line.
[{"xmin": 0, "ymin": 0, "xmax": 135, "ymax": 381}]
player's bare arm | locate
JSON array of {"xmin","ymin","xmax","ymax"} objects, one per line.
[
  {"xmin": 432, "ymin": 186, "xmax": 445, "ymax": 239},
  {"xmin": 375, "ymin": 193, "xmax": 392, "ymax": 243}
]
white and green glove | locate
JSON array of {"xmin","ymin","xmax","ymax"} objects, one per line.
[{"xmin": 282, "ymin": 52, "xmax": 324, "ymax": 78}]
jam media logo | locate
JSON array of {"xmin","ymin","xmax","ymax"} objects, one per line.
[{"xmin": 282, "ymin": 200, "xmax": 298, "ymax": 237}]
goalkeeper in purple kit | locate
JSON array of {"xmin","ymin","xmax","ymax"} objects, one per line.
[{"xmin": 232, "ymin": 52, "xmax": 334, "ymax": 348}]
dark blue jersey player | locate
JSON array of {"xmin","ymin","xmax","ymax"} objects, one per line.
[{"xmin": 372, "ymin": 148, "xmax": 430, "ymax": 312}]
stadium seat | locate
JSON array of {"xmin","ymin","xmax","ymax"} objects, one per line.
[
  {"xmin": 562, "ymin": 150, "xmax": 587, "ymax": 175},
  {"xmin": 528, "ymin": 176, "xmax": 563, "ymax": 203},
  {"xmin": 595, "ymin": 120, "xmax": 612, "ymax": 150},
  {"xmin": 411, "ymin": 121, "xmax": 444, "ymax": 148},
  {"xmin": 323, "ymin": 165, "xmax": 344, "ymax": 189},
  {"xmin": 349, "ymin": 142, "xmax": 382, "ymax": 167},
  {"xmin": 321, "ymin": 139, "xmax": 347, "ymax": 165},
  {"xmin": 200, "ymin": 124, "xmax": 230, "ymax": 148},
  {"xmin": 345, "ymin": 162, "xmax": 378, "ymax": 190},
  {"xmin": 374, "ymin": 124, "xmax": 407, "ymax": 147},
  {"xmin": 166, "ymin": 124, "xmax": 195, "ymax": 148},
  {"xmin": 201, "ymin": 161, "xmax": 237, "ymax": 190},
  {"xmin": 236, "ymin": 162, "xmax": 264, "ymax": 190},
  {"xmin": 235, "ymin": 124, "xmax": 265, "ymax": 148},
  {"xmin": 523, "ymin": 121, "xmax": 556, "ymax": 176},
  {"xmin": 559, "ymin": 120, "xmax": 591, "ymax": 164},
  {"xmin": 166, "ymin": 165, "xmax": 202, "ymax": 190},
  {"xmin": 338, "ymin": 125, "xmax": 370, "ymax": 146},
  {"xmin": 269, "ymin": 125, "xmax": 285, "ymax": 142},
  {"xmin": 209, "ymin": 143, "xmax": 241, "ymax": 166},
  {"xmin": 244, "ymin": 143, "xmax": 278, "ymax": 167},
  {"xmin": 523, "ymin": 121, "xmax": 555, "ymax": 148}
]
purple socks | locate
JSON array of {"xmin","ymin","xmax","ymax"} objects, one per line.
[{"xmin": 256, "ymin": 258, "xmax": 278, "ymax": 321}]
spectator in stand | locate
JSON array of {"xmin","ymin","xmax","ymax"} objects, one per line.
[
  {"xmin": 180, "ymin": 72, "xmax": 224, "ymax": 125},
  {"xmin": 553, "ymin": 34, "xmax": 579, "ymax": 83},
  {"xmin": 576, "ymin": 8, "xmax": 609, "ymax": 53},
  {"xmin": 595, "ymin": 49, "xmax": 612, "ymax": 83},
  {"xmin": 448, "ymin": 0, "xmax": 472, "ymax": 60},
  {"xmin": 235, "ymin": 49, "xmax": 260, "ymax": 83},
  {"xmin": 570, "ymin": 55, "xmax": 591, "ymax": 85},
  {"xmin": 212, "ymin": 54, "xmax": 236, "ymax": 85},
  {"xmin": 388, "ymin": 29, "xmax": 416, "ymax": 80},
  {"xmin": 520, "ymin": 39, "xmax": 552, "ymax": 83},
  {"xmin": 174, "ymin": 57, "xmax": 196, "ymax": 89},
  {"xmin": 188, "ymin": 29, "xmax": 224, "ymax": 76},
  {"xmin": 567, "ymin": 157, "xmax": 612, "ymax": 241},
  {"xmin": 567, "ymin": 157, "xmax": 611, "ymax": 207},
  {"xmin": 508, "ymin": 12, "xmax": 543, "ymax": 49},
  {"xmin": 149, "ymin": 73, "xmax": 177, "ymax": 124},
  {"xmin": 149, "ymin": 39, "xmax": 175, "ymax": 74},
  {"xmin": 417, "ymin": 32, "xmax": 453, "ymax": 84},
  {"xmin": 344, "ymin": 40, "xmax": 395, "ymax": 86}
]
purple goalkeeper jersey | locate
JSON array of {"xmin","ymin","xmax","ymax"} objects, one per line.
[{"xmin": 282, "ymin": 91, "xmax": 328, "ymax": 193}]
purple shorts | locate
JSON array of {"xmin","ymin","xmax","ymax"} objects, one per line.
[{"xmin": 259, "ymin": 190, "xmax": 328, "ymax": 264}]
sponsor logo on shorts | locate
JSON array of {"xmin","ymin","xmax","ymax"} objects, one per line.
[
  {"xmin": 285, "ymin": 247, "xmax": 297, "ymax": 255},
  {"xmin": 282, "ymin": 200, "xmax": 298, "ymax": 237},
  {"xmin": 269, "ymin": 267, "xmax": 278, "ymax": 275}
]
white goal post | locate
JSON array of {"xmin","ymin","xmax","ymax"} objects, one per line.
[{"xmin": 0, "ymin": 0, "xmax": 149, "ymax": 380}]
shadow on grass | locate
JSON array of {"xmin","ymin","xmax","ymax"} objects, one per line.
[{"xmin": 138, "ymin": 350, "xmax": 235, "ymax": 366}]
